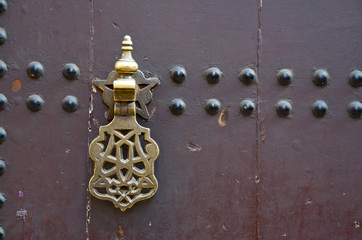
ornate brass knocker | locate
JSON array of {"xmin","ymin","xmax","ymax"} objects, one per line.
[{"xmin": 89, "ymin": 35, "xmax": 160, "ymax": 211}]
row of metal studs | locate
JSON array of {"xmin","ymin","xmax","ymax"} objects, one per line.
[
  {"xmin": 0, "ymin": 0, "xmax": 8, "ymax": 238},
  {"xmin": 169, "ymin": 98, "xmax": 362, "ymax": 119},
  {"xmin": 170, "ymin": 66, "xmax": 362, "ymax": 87}
]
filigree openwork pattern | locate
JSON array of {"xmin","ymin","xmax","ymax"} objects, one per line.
[{"xmin": 89, "ymin": 116, "xmax": 159, "ymax": 211}]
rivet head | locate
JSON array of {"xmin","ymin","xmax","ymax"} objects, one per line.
[
  {"xmin": 62, "ymin": 95, "xmax": 78, "ymax": 112},
  {"xmin": 0, "ymin": 27, "xmax": 6, "ymax": 45},
  {"xmin": 0, "ymin": 226, "xmax": 4, "ymax": 240},
  {"xmin": 170, "ymin": 66, "xmax": 187, "ymax": 83},
  {"xmin": 0, "ymin": 127, "xmax": 6, "ymax": 144},
  {"xmin": 240, "ymin": 99, "xmax": 256, "ymax": 116},
  {"xmin": 63, "ymin": 63, "xmax": 80, "ymax": 80},
  {"xmin": 169, "ymin": 98, "xmax": 186, "ymax": 115},
  {"xmin": 277, "ymin": 69, "xmax": 293, "ymax": 86},
  {"xmin": 0, "ymin": 0, "xmax": 7, "ymax": 14},
  {"xmin": 0, "ymin": 193, "xmax": 5, "ymax": 208},
  {"xmin": 0, "ymin": 160, "xmax": 6, "ymax": 175},
  {"xmin": 348, "ymin": 101, "xmax": 362, "ymax": 118},
  {"xmin": 0, "ymin": 93, "xmax": 7, "ymax": 110},
  {"xmin": 0, "ymin": 60, "xmax": 7, "ymax": 78},
  {"xmin": 276, "ymin": 100, "xmax": 292, "ymax": 117},
  {"xmin": 313, "ymin": 69, "xmax": 329, "ymax": 86},
  {"xmin": 348, "ymin": 70, "xmax": 362, "ymax": 87},
  {"xmin": 26, "ymin": 61, "xmax": 44, "ymax": 79},
  {"xmin": 26, "ymin": 94, "xmax": 44, "ymax": 112},
  {"xmin": 205, "ymin": 99, "xmax": 221, "ymax": 115},
  {"xmin": 238, "ymin": 68, "xmax": 257, "ymax": 85},
  {"xmin": 204, "ymin": 67, "xmax": 222, "ymax": 84},
  {"xmin": 312, "ymin": 100, "xmax": 328, "ymax": 118}
]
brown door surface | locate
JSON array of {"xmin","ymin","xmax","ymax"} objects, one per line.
[{"xmin": 0, "ymin": 0, "xmax": 361, "ymax": 239}]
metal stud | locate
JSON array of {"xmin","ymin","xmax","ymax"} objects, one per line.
[
  {"xmin": 0, "ymin": 27, "xmax": 6, "ymax": 45},
  {"xmin": 0, "ymin": 93, "xmax": 7, "ymax": 110},
  {"xmin": 63, "ymin": 63, "xmax": 80, "ymax": 80},
  {"xmin": 0, "ymin": 160, "xmax": 6, "ymax": 175},
  {"xmin": 0, "ymin": 226, "xmax": 4, "ymax": 240},
  {"xmin": 62, "ymin": 95, "xmax": 79, "ymax": 112},
  {"xmin": 169, "ymin": 98, "xmax": 186, "ymax": 115},
  {"xmin": 313, "ymin": 69, "xmax": 329, "ymax": 86},
  {"xmin": 204, "ymin": 67, "xmax": 222, "ymax": 84},
  {"xmin": 238, "ymin": 68, "xmax": 257, "ymax": 85},
  {"xmin": 240, "ymin": 99, "xmax": 256, "ymax": 116},
  {"xmin": 26, "ymin": 61, "xmax": 44, "ymax": 79},
  {"xmin": 0, "ymin": 60, "xmax": 7, "ymax": 78},
  {"xmin": 312, "ymin": 100, "xmax": 328, "ymax": 118},
  {"xmin": 170, "ymin": 66, "xmax": 187, "ymax": 83},
  {"xmin": 0, "ymin": 0, "xmax": 7, "ymax": 14},
  {"xmin": 26, "ymin": 94, "xmax": 44, "ymax": 112},
  {"xmin": 348, "ymin": 70, "xmax": 362, "ymax": 88},
  {"xmin": 0, "ymin": 193, "xmax": 5, "ymax": 208},
  {"xmin": 276, "ymin": 100, "xmax": 292, "ymax": 117},
  {"xmin": 276, "ymin": 69, "xmax": 293, "ymax": 86},
  {"xmin": 0, "ymin": 127, "xmax": 6, "ymax": 143},
  {"xmin": 348, "ymin": 101, "xmax": 362, "ymax": 118},
  {"xmin": 205, "ymin": 99, "xmax": 221, "ymax": 115}
]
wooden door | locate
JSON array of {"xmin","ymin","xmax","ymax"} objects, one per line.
[{"xmin": 0, "ymin": 0, "xmax": 360, "ymax": 239}]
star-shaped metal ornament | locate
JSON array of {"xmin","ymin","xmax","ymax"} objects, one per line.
[{"xmin": 93, "ymin": 70, "xmax": 160, "ymax": 120}]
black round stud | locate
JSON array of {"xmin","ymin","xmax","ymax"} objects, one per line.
[
  {"xmin": 26, "ymin": 94, "xmax": 44, "ymax": 112},
  {"xmin": 62, "ymin": 95, "xmax": 79, "ymax": 112},
  {"xmin": 0, "ymin": 0, "xmax": 7, "ymax": 14},
  {"xmin": 0, "ymin": 127, "xmax": 6, "ymax": 144},
  {"xmin": 240, "ymin": 99, "xmax": 256, "ymax": 116},
  {"xmin": 0, "ymin": 226, "xmax": 4, "ymax": 240},
  {"xmin": 313, "ymin": 69, "xmax": 329, "ymax": 86},
  {"xmin": 170, "ymin": 66, "xmax": 187, "ymax": 83},
  {"xmin": 238, "ymin": 68, "xmax": 257, "ymax": 85},
  {"xmin": 0, "ymin": 193, "xmax": 5, "ymax": 208},
  {"xmin": 276, "ymin": 69, "xmax": 293, "ymax": 86},
  {"xmin": 312, "ymin": 100, "xmax": 328, "ymax": 118},
  {"xmin": 348, "ymin": 70, "xmax": 362, "ymax": 88},
  {"xmin": 63, "ymin": 63, "xmax": 80, "ymax": 80},
  {"xmin": 26, "ymin": 61, "xmax": 44, "ymax": 79},
  {"xmin": 204, "ymin": 67, "xmax": 222, "ymax": 84},
  {"xmin": 348, "ymin": 101, "xmax": 362, "ymax": 118},
  {"xmin": 0, "ymin": 160, "xmax": 6, "ymax": 175},
  {"xmin": 276, "ymin": 100, "xmax": 292, "ymax": 117},
  {"xmin": 0, "ymin": 27, "xmax": 6, "ymax": 45},
  {"xmin": 169, "ymin": 98, "xmax": 186, "ymax": 115},
  {"xmin": 0, "ymin": 60, "xmax": 7, "ymax": 78},
  {"xmin": 205, "ymin": 99, "xmax": 221, "ymax": 115},
  {"xmin": 0, "ymin": 93, "xmax": 7, "ymax": 110}
]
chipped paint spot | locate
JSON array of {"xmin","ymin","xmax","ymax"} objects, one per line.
[
  {"xmin": 186, "ymin": 142, "xmax": 202, "ymax": 152},
  {"xmin": 261, "ymin": 130, "xmax": 267, "ymax": 142},
  {"xmin": 305, "ymin": 198, "xmax": 312, "ymax": 204},
  {"xmin": 354, "ymin": 220, "xmax": 360, "ymax": 228},
  {"xmin": 235, "ymin": 177, "xmax": 240, "ymax": 183},
  {"xmin": 222, "ymin": 224, "xmax": 228, "ymax": 231},
  {"xmin": 254, "ymin": 175, "xmax": 260, "ymax": 183},
  {"xmin": 218, "ymin": 106, "xmax": 230, "ymax": 127},
  {"xmin": 148, "ymin": 220, "xmax": 152, "ymax": 227},
  {"xmin": 16, "ymin": 208, "xmax": 27, "ymax": 219},
  {"xmin": 119, "ymin": 225, "xmax": 124, "ymax": 237},
  {"xmin": 12, "ymin": 79, "xmax": 22, "ymax": 92},
  {"xmin": 112, "ymin": 22, "xmax": 121, "ymax": 29},
  {"xmin": 65, "ymin": 148, "xmax": 70, "ymax": 154}
]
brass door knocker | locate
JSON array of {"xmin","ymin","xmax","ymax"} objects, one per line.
[{"xmin": 89, "ymin": 36, "xmax": 160, "ymax": 211}]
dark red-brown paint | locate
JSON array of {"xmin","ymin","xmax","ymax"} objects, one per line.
[{"xmin": 0, "ymin": 0, "xmax": 360, "ymax": 239}]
